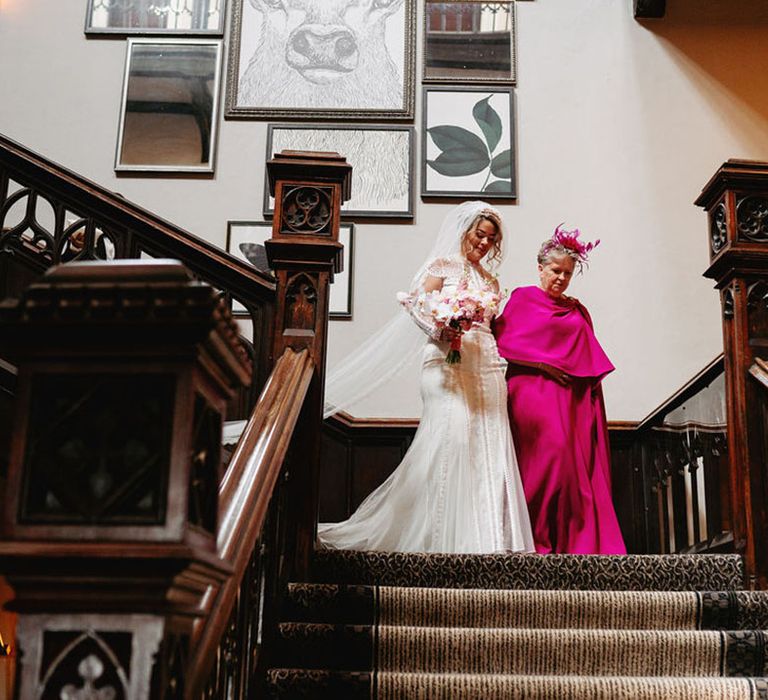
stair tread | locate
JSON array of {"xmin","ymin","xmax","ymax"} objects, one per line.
[
  {"xmin": 286, "ymin": 584, "xmax": 768, "ymax": 629},
  {"xmin": 267, "ymin": 669, "xmax": 768, "ymax": 699},
  {"xmin": 313, "ymin": 550, "xmax": 744, "ymax": 591}
]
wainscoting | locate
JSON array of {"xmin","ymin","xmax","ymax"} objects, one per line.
[{"xmin": 319, "ymin": 415, "xmax": 649, "ymax": 553}]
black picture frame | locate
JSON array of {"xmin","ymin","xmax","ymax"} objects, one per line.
[
  {"xmin": 264, "ymin": 124, "xmax": 415, "ymax": 219},
  {"xmin": 421, "ymin": 86, "xmax": 516, "ymax": 200},
  {"xmin": 226, "ymin": 220, "xmax": 355, "ymax": 320}
]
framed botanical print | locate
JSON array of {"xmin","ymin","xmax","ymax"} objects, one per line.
[
  {"xmin": 115, "ymin": 39, "xmax": 223, "ymax": 173},
  {"xmin": 423, "ymin": 0, "xmax": 515, "ymax": 84},
  {"xmin": 225, "ymin": 0, "xmax": 416, "ymax": 120},
  {"xmin": 85, "ymin": 0, "xmax": 226, "ymax": 35},
  {"xmin": 421, "ymin": 86, "xmax": 515, "ymax": 199},
  {"xmin": 227, "ymin": 220, "xmax": 355, "ymax": 319},
  {"xmin": 264, "ymin": 124, "xmax": 414, "ymax": 218}
]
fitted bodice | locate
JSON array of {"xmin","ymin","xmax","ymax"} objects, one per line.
[{"xmin": 423, "ymin": 256, "xmax": 500, "ymax": 331}]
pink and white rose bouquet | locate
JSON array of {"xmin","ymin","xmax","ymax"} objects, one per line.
[{"xmin": 400, "ymin": 280, "xmax": 503, "ymax": 364}]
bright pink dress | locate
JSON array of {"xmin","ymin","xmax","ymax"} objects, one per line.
[{"xmin": 492, "ymin": 286, "xmax": 626, "ymax": 555}]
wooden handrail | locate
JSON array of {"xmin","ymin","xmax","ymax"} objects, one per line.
[
  {"xmin": 749, "ymin": 357, "xmax": 768, "ymax": 389},
  {"xmin": 186, "ymin": 346, "xmax": 314, "ymax": 697},
  {"xmin": 636, "ymin": 354, "xmax": 724, "ymax": 431},
  {"xmin": 0, "ymin": 133, "xmax": 275, "ymax": 306}
]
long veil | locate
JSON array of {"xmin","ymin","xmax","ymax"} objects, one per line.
[{"xmin": 324, "ymin": 201, "xmax": 507, "ymax": 418}]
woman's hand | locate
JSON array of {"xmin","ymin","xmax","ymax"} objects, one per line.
[
  {"xmin": 439, "ymin": 325, "xmax": 462, "ymax": 343},
  {"xmin": 539, "ymin": 363, "xmax": 572, "ymax": 386}
]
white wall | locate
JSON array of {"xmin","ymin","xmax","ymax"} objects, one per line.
[{"xmin": 1, "ymin": 0, "xmax": 768, "ymax": 420}]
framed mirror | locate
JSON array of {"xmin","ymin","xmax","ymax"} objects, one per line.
[
  {"xmin": 115, "ymin": 39, "xmax": 223, "ymax": 173},
  {"xmin": 423, "ymin": 0, "xmax": 515, "ymax": 84},
  {"xmin": 86, "ymin": 0, "xmax": 226, "ymax": 36}
]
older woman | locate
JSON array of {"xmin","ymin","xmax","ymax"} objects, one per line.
[{"xmin": 492, "ymin": 226, "xmax": 626, "ymax": 554}]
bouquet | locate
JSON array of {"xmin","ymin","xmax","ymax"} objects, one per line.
[{"xmin": 400, "ymin": 280, "xmax": 502, "ymax": 364}]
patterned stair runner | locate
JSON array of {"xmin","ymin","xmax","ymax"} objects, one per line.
[{"xmin": 267, "ymin": 551, "xmax": 768, "ymax": 699}]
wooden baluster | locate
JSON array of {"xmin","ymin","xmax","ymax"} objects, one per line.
[
  {"xmin": 264, "ymin": 150, "xmax": 352, "ymax": 581},
  {"xmin": 696, "ymin": 160, "xmax": 768, "ymax": 588}
]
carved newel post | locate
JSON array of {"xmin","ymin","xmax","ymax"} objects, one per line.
[
  {"xmin": 696, "ymin": 160, "xmax": 768, "ymax": 589},
  {"xmin": 265, "ymin": 151, "xmax": 352, "ymax": 579},
  {"xmin": 0, "ymin": 260, "xmax": 250, "ymax": 697}
]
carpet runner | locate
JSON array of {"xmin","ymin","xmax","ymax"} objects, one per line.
[{"xmin": 267, "ymin": 551, "xmax": 768, "ymax": 698}]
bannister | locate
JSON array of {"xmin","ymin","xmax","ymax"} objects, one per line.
[
  {"xmin": 696, "ymin": 159, "xmax": 768, "ymax": 588},
  {"xmin": 634, "ymin": 356, "xmax": 731, "ymax": 556},
  {"xmin": 188, "ymin": 347, "xmax": 314, "ymax": 697},
  {"xmin": 0, "ymin": 145, "xmax": 351, "ymax": 697},
  {"xmin": 749, "ymin": 357, "xmax": 768, "ymax": 388},
  {"xmin": 0, "ymin": 132, "xmax": 276, "ymax": 396},
  {"xmin": 190, "ymin": 151, "xmax": 351, "ymax": 696}
]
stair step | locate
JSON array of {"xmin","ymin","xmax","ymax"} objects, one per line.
[
  {"xmin": 286, "ymin": 584, "xmax": 768, "ymax": 630},
  {"xmin": 277, "ymin": 623, "xmax": 768, "ymax": 677},
  {"xmin": 313, "ymin": 550, "xmax": 744, "ymax": 591},
  {"xmin": 267, "ymin": 669, "xmax": 768, "ymax": 699}
]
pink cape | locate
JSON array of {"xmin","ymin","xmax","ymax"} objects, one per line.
[{"xmin": 493, "ymin": 286, "xmax": 626, "ymax": 555}]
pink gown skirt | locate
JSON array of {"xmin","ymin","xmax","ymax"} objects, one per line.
[{"xmin": 506, "ymin": 369, "xmax": 626, "ymax": 555}]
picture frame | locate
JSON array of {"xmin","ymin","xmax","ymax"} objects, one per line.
[
  {"xmin": 226, "ymin": 220, "xmax": 355, "ymax": 320},
  {"xmin": 225, "ymin": 0, "xmax": 416, "ymax": 120},
  {"xmin": 423, "ymin": 0, "xmax": 515, "ymax": 84},
  {"xmin": 264, "ymin": 124, "xmax": 415, "ymax": 219},
  {"xmin": 421, "ymin": 86, "xmax": 516, "ymax": 200},
  {"xmin": 85, "ymin": 0, "xmax": 226, "ymax": 36},
  {"xmin": 115, "ymin": 38, "xmax": 223, "ymax": 174}
]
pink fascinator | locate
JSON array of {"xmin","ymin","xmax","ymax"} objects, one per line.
[{"xmin": 545, "ymin": 224, "xmax": 600, "ymax": 264}]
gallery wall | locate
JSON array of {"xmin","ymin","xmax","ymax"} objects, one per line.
[{"xmin": 1, "ymin": 0, "xmax": 768, "ymax": 420}]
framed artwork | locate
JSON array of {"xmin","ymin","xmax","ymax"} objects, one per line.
[
  {"xmin": 421, "ymin": 86, "xmax": 515, "ymax": 199},
  {"xmin": 264, "ymin": 124, "xmax": 414, "ymax": 218},
  {"xmin": 115, "ymin": 39, "xmax": 223, "ymax": 173},
  {"xmin": 226, "ymin": 221, "xmax": 355, "ymax": 319},
  {"xmin": 85, "ymin": 0, "xmax": 226, "ymax": 35},
  {"xmin": 423, "ymin": 1, "xmax": 515, "ymax": 84},
  {"xmin": 225, "ymin": 0, "xmax": 416, "ymax": 120}
]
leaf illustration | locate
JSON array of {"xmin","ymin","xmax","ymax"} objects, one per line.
[
  {"xmin": 484, "ymin": 179, "xmax": 513, "ymax": 193},
  {"xmin": 428, "ymin": 148, "xmax": 490, "ymax": 177},
  {"xmin": 490, "ymin": 149, "xmax": 512, "ymax": 179},
  {"xmin": 473, "ymin": 96, "xmax": 502, "ymax": 154},
  {"xmin": 428, "ymin": 125, "xmax": 488, "ymax": 158}
]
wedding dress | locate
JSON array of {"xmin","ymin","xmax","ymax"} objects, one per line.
[{"xmin": 318, "ymin": 255, "xmax": 534, "ymax": 554}]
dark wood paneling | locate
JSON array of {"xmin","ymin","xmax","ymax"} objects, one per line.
[
  {"xmin": 320, "ymin": 416, "xmax": 416, "ymax": 524},
  {"xmin": 320, "ymin": 413, "xmax": 643, "ymax": 551},
  {"xmin": 608, "ymin": 423, "xmax": 648, "ymax": 554}
]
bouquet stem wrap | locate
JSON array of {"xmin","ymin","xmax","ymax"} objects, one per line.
[{"xmin": 446, "ymin": 320, "xmax": 463, "ymax": 364}]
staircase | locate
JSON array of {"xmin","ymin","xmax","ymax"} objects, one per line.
[{"xmin": 267, "ymin": 550, "xmax": 768, "ymax": 699}]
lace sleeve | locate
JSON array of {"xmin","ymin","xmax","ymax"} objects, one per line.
[
  {"xmin": 424, "ymin": 257, "xmax": 464, "ymax": 282},
  {"xmin": 398, "ymin": 290, "xmax": 441, "ymax": 340}
]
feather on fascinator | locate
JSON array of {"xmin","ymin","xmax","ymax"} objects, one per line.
[{"xmin": 542, "ymin": 224, "xmax": 600, "ymax": 265}]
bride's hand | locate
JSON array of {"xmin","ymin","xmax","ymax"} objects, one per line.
[{"xmin": 439, "ymin": 326, "xmax": 462, "ymax": 343}]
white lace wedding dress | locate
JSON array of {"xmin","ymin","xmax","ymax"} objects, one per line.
[{"xmin": 318, "ymin": 257, "xmax": 534, "ymax": 554}]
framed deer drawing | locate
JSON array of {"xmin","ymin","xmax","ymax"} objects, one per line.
[{"xmin": 225, "ymin": 0, "xmax": 416, "ymax": 120}]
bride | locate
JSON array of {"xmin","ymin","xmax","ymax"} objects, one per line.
[{"xmin": 319, "ymin": 201, "xmax": 534, "ymax": 554}]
